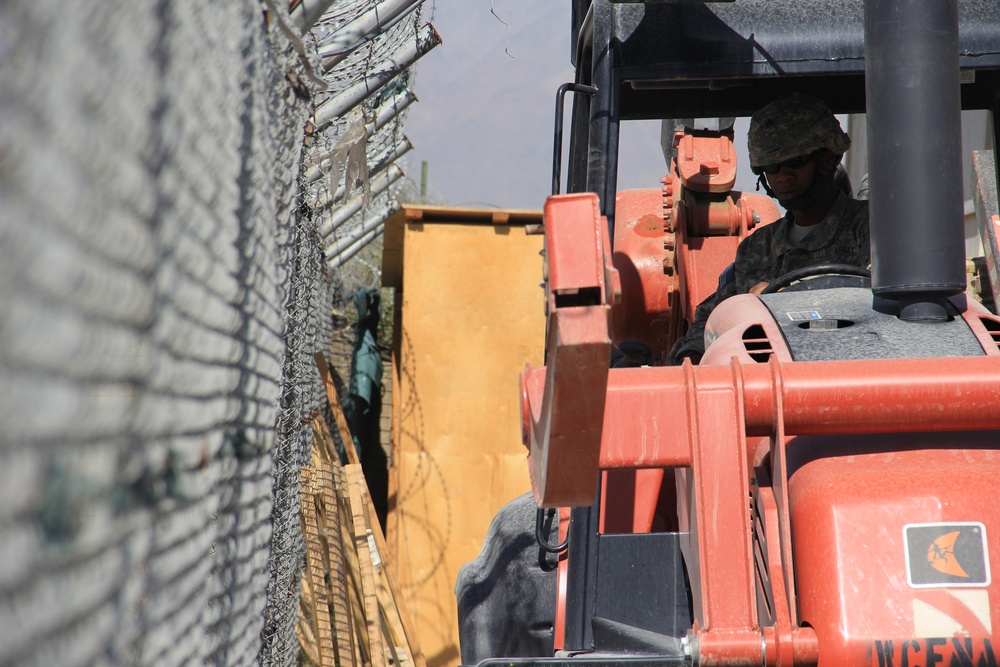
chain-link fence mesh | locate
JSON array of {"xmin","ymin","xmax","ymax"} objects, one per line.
[{"xmin": 0, "ymin": 0, "xmax": 426, "ymax": 664}]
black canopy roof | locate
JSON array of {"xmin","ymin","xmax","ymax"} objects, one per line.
[{"xmin": 574, "ymin": 0, "xmax": 1000, "ymax": 119}]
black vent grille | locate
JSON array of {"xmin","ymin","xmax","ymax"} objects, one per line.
[
  {"xmin": 742, "ymin": 324, "xmax": 774, "ymax": 363},
  {"xmin": 979, "ymin": 317, "xmax": 1000, "ymax": 353}
]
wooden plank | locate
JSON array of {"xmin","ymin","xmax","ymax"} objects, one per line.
[
  {"xmin": 315, "ymin": 352, "xmax": 360, "ymax": 465},
  {"xmin": 390, "ymin": 219, "xmax": 544, "ymax": 667},
  {"xmin": 387, "ymin": 295, "xmax": 403, "ymax": 567},
  {"xmin": 346, "ymin": 463, "xmax": 388, "ymax": 667},
  {"xmin": 313, "ymin": 351, "xmax": 424, "ymax": 667},
  {"xmin": 356, "ymin": 461, "xmax": 426, "ymax": 667},
  {"xmin": 300, "ymin": 465, "xmax": 336, "ymax": 665},
  {"xmin": 383, "ymin": 205, "xmax": 543, "ymax": 288},
  {"xmin": 311, "ymin": 434, "xmax": 357, "ymax": 667},
  {"xmin": 374, "ymin": 556, "xmax": 410, "ymax": 665},
  {"xmin": 296, "ymin": 614, "xmax": 321, "ymax": 667},
  {"xmin": 333, "ymin": 464, "xmax": 371, "ymax": 666},
  {"xmin": 319, "ymin": 446, "xmax": 355, "ymax": 667},
  {"xmin": 380, "ymin": 610, "xmax": 408, "ymax": 667},
  {"xmin": 401, "ymin": 203, "xmax": 541, "ymax": 224},
  {"xmin": 313, "ymin": 417, "xmax": 340, "ymax": 466}
]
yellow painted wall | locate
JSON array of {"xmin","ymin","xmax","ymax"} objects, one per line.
[{"xmin": 384, "ymin": 210, "xmax": 545, "ymax": 667}]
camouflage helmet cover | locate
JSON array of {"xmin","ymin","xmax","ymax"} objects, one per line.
[{"xmin": 748, "ymin": 92, "xmax": 851, "ymax": 167}]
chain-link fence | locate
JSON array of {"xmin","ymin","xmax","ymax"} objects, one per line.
[{"xmin": 0, "ymin": 0, "xmax": 428, "ymax": 664}]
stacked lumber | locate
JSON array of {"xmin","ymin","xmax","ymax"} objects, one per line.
[{"xmin": 297, "ymin": 354, "xmax": 425, "ymax": 667}]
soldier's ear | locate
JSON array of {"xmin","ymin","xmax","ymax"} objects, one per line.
[
  {"xmin": 815, "ymin": 149, "xmax": 842, "ymax": 177},
  {"xmin": 818, "ymin": 149, "xmax": 841, "ymax": 171}
]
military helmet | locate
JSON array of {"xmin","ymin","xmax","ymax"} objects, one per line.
[{"xmin": 748, "ymin": 93, "xmax": 851, "ymax": 167}]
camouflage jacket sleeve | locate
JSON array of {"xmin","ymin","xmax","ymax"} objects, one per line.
[
  {"xmin": 667, "ymin": 271, "xmax": 739, "ymax": 365},
  {"xmin": 669, "ymin": 194, "xmax": 869, "ymax": 365},
  {"xmin": 734, "ymin": 194, "xmax": 870, "ymax": 293}
]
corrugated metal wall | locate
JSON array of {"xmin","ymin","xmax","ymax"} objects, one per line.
[{"xmin": 0, "ymin": 1, "xmax": 335, "ymax": 664}]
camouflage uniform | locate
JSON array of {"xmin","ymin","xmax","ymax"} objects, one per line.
[
  {"xmin": 667, "ymin": 92, "xmax": 867, "ymax": 365},
  {"xmin": 667, "ymin": 194, "xmax": 869, "ymax": 364},
  {"xmin": 734, "ymin": 193, "xmax": 869, "ymax": 293}
]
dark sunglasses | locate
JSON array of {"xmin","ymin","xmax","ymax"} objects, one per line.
[{"xmin": 751, "ymin": 152, "xmax": 815, "ymax": 176}]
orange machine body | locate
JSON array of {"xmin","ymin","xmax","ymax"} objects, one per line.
[{"xmin": 522, "ymin": 171, "xmax": 1000, "ymax": 665}]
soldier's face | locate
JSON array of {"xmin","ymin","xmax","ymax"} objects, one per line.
[{"xmin": 765, "ymin": 158, "xmax": 817, "ymax": 204}]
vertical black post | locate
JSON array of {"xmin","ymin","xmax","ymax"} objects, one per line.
[
  {"xmin": 563, "ymin": 484, "xmax": 602, "ymax": 652},
  {"xmin": 553, "ymin": 84, "xmax": 598, "ymax": 197},
  {"xmin": 568, "ymin": 91, "xmax": 592, "ymax": 195},
  {"xmin": 586, "ymin": 0, "xmax": 620, "ymax": 243},
  {"xmin": 864, "ymin": 0, "xmax": 966, "ymax": 321},
  {"xmin": 567, "ymin": 3, "xmax": 594, "ymax": 195},
  {"xmin": 605, "ymin": 79, "xmax": 622, "ymax": 242},
  {"xmin": 562, "ymin": 3, "xmax": 616, "ymax": 646}
]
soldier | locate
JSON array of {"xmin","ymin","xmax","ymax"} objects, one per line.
[{"xmin": 668, "ymin": 92, "xmax": 870, "ymax": 365}]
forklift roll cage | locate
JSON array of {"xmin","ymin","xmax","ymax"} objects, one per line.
[
  {"xmin": 541, "ymin": 0, "xmax": 1000, "ymax": 658},
  {"xmin": 562, "ymin": 0, "xmax": 1000, "ymax": 231}
]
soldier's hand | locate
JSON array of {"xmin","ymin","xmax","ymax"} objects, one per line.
[{"xmin": 749, "ymin": 282, "xmax": 769, "ymax": 295}]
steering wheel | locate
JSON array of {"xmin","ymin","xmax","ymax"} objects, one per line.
[{"xmin": 760, "ymin": 263, "xmax": 871, "ymax": 294}]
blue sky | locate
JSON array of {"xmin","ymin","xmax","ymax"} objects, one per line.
[{"xmin": 405, "ymin": 1, "xmax": 757, "ymax": 210}]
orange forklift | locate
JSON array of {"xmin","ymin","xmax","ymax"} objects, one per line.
[{"xmin": 458, "ymin": 1, "xmax": 1000, "ymax": 665}]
